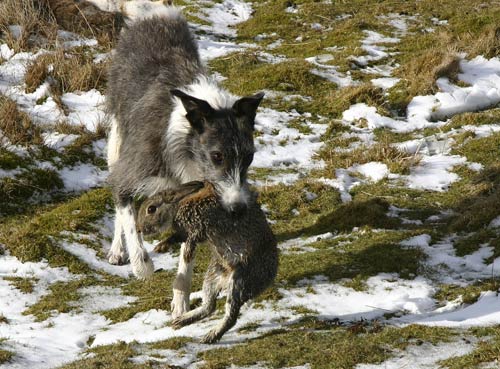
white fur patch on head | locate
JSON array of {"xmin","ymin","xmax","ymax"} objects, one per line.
[
  {"xmin": 178, "ymin": 76, "xmax": 238, "ymax": 111},
  {"xmin": 217, "ymin": 167, "xmax": 251, "ymax": 210},
  {"xmin": 123, "ymin": 2, "xmax": 183, "ymax": 22},
  {"xmin": 166, "ymin": 75, "xmax": 238, "ymax": 183}
]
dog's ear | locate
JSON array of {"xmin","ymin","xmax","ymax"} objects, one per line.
[
  {"xmin": 171, "ymin": 89, "xmax": 214, "ymax": 134},
  {"xmin": 232, "ymin": 92, "xmax": 264, "ymax": 128}
]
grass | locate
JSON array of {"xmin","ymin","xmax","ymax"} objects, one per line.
[
  {"xmin": 0, "ymin": 96, "xmax": 42, "ymax": 146},
  {"xmin": 200, "ymin": 323, "xmax": 455, "ymax": 369},
  {"xmin": 25, "ymin": 47, "xmax": 108, "ymax": 96},
  {"xmin": 0, "ymin": 188, "xmax": 112, "ymax": 273},
  {"xmin": 0, "ymin": 0, "xmax": 500, "ymax": 367},
  {"xmin": 4, "ymin": 276, "xmax": 38, "ymax": 294},
  {"xmin": 441, "ymin": 326, "xmax": 500, "ymax": 369}
]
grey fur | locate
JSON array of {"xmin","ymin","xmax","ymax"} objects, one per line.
[
  {"xmin": 137, "ymin": 181, "xmax": 278, "ymax": 343},
  {"xmin": 106, "ymin": 10, "xmax": 265, "ymax": 283}
]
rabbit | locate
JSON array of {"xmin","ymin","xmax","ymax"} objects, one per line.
[{"xmin": 137, "ymin": 181, "xmax": 278, "ymax": 343}]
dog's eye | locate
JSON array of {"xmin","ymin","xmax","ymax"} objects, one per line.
[
  {"xmin": 147, "ymin": 205, "xmax": 157, "ymax": 214},
  {"xmin": 211, "ymin": 151, "xmax": 224, "ymax": 165}
]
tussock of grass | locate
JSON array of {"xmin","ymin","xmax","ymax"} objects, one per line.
[
  {"xmin": 319, "ymin": 137, "xmax": 420, "ymax": 176},
  {"xmin": 0, "ymin": 147, "xmax": 31, "ymax": 170},
  {"xmin": 0, "ymin": 0, "xmax": 57, "ymax": 51},
  {"xmin": 58, "ymin": 341, "xmax": 154, "ymax": 369},
  {"xmin": 200, "ymin": 323, "xmax": 453, "ymax": 369},
  {"xmin": 41, "ymin": 0, "xmax": 124, "ymax": 43},
  {"xmin": 0, "ymin": 315, "xmax": 7, "ymax": 324},
  {"xmin": 0, "ymin": 188, "xmax": 112, "ymax": 273},
  {"xmin": 388, "ymin": 48, "xmax": 459, "ymax": 113},
  {"xmin": 25, "ymin": 48, "xmax": 108, "ymax": 96},
  {"xmin": 0, "ymin": 96, "xmax": 42, "ymax": 146},
  {"xmin": 0, "ymin": 348, "xmax": 13, "ymax": 365},
  {"xmin": 24, "ymin": 276, "xmax": 98, "ymax": 321},
  {"xmin": 4, "ymin": 276, "xmax": 38, "ymax": 294}
]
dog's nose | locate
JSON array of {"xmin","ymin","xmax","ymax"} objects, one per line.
[{"xmin": 229, "ymin": 202, "xmax": 247, "ymax": 218}]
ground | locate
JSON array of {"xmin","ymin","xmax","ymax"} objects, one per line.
[{"xmin": 0, "ymin": 0, "xmax": 500, "ymax": 368}]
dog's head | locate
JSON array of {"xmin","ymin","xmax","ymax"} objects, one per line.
[{"xmin": 171, "ymin": 89, "xmax": 264, "ymax": 217}]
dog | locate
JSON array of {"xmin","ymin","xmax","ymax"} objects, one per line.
[{"xmin": 106, "ymin": 6, "xmax": 264, "ymax": 318}]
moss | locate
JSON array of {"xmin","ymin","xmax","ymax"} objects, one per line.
[
  {"xmin": 259, "ymin": 180, "xmax": 342, "ymax": 240},
  {"xmin": 274, "ymin": 230, "xmax": 423, "ymax": 289},
  {"xmin": 200, "ymin": 323, "xmax": 454, "ymax": 369},
  {"xmin": 0, "ymin": 188, "xmax": 112, "ymax": 273},
  {"xmin": 0, "ymin": 168, "xmax": 64, "ymax": 215},
  {"xmin": 452, "ymin": 132, "xmax": 500, "ymax": 167}
]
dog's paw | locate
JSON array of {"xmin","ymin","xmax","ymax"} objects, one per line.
[
  {"xmin": 107, "ymin": 249, "xmax": 129, "ymax": 265},
  {"xmin": 201, "ymin": 330, "xmax": 221, "ymax": 344},
  {"xmin": 131, "ymin": 251, "xmax": 154, "ymax": 279},
  {"xmin": 171, "ymin": 291, "xmax": 190, "ymax": 319}
]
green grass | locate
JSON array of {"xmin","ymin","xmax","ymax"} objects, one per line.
[
  {"xmin": 200, "ymin": 323, "xmax": 455, "ymax": 369},
  {"xmin": 0, "ymin": 188, "xmax": 112, "ymax": 273}
]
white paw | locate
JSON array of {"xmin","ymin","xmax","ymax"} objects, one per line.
[
  {"xmin": 131, "ymin": 251, "xmax": 154, "ymax": 279},
  {"xmin": 107, "ymin": 249, "xmax": 128, "ymax": 265},
  {"xmin": 171, "ymin": 290, "xmax": 190, "ymax": 319}
]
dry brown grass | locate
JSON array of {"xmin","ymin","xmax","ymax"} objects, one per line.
[
  {"xmin": 41, "ymin": 0, "xmax": 124, "ymax": 43},
  {"xmin": 25, "ymin": 48, "xmax": 108, "ymax": 95},
  {"xmin": 0, "ymin": 96, "xmax": 42, "ymax": 146},
  {"xmin": 0, "ymin": 0, "xmax": 123, "ymax": 52},
  {"xmin": 0, "ymin": 0, "xmax": 57, "ymax": 51}
]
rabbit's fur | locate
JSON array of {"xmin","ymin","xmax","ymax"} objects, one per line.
[{"xmin": 137, "ymin": 181, "xmax": 278, "ymax": 343}]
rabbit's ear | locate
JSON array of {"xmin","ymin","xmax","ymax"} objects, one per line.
[{"xmin": 172, "ymin": 181, "xmax": 205, "ymax": 202}]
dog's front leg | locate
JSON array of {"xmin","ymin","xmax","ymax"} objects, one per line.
[
  {"xmin": 172, "ymin": 241, "xmax": 195, "ymax": 318},
  {"xmin": 117, "ymin": 203, "xmax": 154, "ymax": 279}
]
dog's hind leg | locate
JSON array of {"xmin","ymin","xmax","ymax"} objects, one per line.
[
  {"xmin": 201, "ymin": 271, "xmax": 244, "ymax": 344},
  {"xmin": 171, "ymin": 259, "xmax": 224, "ymax": 328},
  {"xmin": 117, "ymin": 203, "xmax": 154, "ymax": 279},
  {"xmin": 171, "ymin": 241, "xmax": 196, "ymax": 318}
]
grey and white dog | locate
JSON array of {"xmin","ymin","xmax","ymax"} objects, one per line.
[{"xmin": 106, "ymin": 7, "xmax": 264, "ymax": 318}]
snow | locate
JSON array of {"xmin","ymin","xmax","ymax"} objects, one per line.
[
  {"xmin": 415, "ymin": 292, "xmax": 500, "ymax": 328},
  {"xmin": 253, "ymin": 108, "xmax": 327, "ymax": 169},
  {"xmin": 371, "ymin": 77, "xmax": 400, "ymax": 89},
  {"xmin": 306, "ymin": 54, "xmax": 357, "ymax": 87},
  {"xmin": 279, "ymin": 273, "xmax": 436, "ymax": 320},
  {"xmin": 356, "ymin": 340, "xmax": 475, "ymax": 369},
  {"xmin": 404, "ymin": 155, "xmax": 466, "ymax": 191},
  {"xmin": 60, "ymin": 90, "xmax": 106, "ymax": 131},
  {"xmin": 42, "ymin": 132, "xmax": 79, "ymax": 151},
  {"xmin": 351, "ymin": 162, "xmax": 389, "ymax": 182},
  {"xmin": 59, "ymin": 164, "xmax": 108, "ymax": 192}
]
